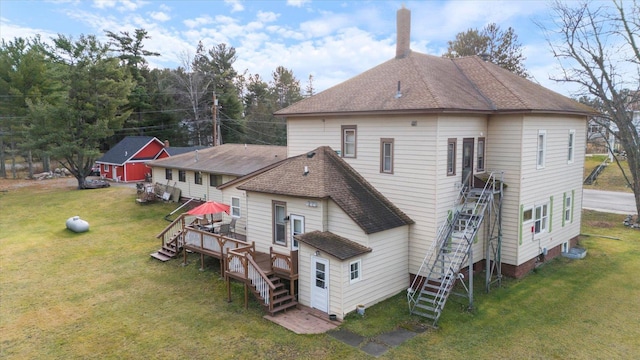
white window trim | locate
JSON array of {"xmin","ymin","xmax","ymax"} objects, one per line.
[
  {"xmin": 568, "ymin": 129, "xmax": 575, "ymax": 164},
  {"xmin": 564, "ymin": 193, "xmax": 572, "ymax": 223},
  {"xmin": 537, "ymin": 130, "xmax": 547, "ymax": 170},
  {"xmin": 534, "ymin": 203, "xmax": 549, "ymax": 235},
  {"xmin": 349, "ymin": 259, "xmax": 362, "ymax": 284},
  {"xmin": 231, "ymin": 196, "xmax": 241, "ymax": 218}
]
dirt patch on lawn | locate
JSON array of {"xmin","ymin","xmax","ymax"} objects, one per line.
[{"xmin": 0, "ymin": 177, "xmax": 78, "ymax": 192}]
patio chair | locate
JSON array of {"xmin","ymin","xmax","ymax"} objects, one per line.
[
  {"xmin": 217, "ymin": 223, "xmax": 231, "ymax": 237},
  {"xmin": 228, "ymin": 218, "xmax": 237, "ymax": 238}
]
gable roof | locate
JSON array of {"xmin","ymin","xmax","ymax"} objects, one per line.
[
  {"xmin": 274, "ymin": 52, "xmax": 595, "ymax": 117},
  {"xmin": 295, "ymin": 231, "xmax": 372, "ymax": 260},
  {"xmin": 237, "ymin": 146, "xmax": 414, "ymax": 234},
  {"xmin": 96, "ymin": 136, "xmax": 162, "ymax": 165},
  {"xmin": 146, "ymin": 143, "xmax": 287, "ymax": 176}
]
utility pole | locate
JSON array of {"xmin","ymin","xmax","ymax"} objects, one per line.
[{"xmin": 212, "ymin": 93, "xmax": 218, "ymax": 146}]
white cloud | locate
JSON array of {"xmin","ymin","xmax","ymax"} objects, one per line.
[
  {"xmin": 287, "ymin": 0, "xmax": 310, "ymax": 8},
  {"xmin": 184, "ymin": 15, "xmax": 214, "ymax": 29},
  {"xmin": 256, "ymin": 11, "xmax": 278, "ymax": 23},
  {"xmin": 149, "ymin": 11, "xmax": 170, "ymax": 22},
  {"xmin": 224, "ymin": 0, "xmax": 244, "ymax": 13}
]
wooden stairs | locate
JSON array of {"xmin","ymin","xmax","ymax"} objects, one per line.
[
  {"xmin": 150, "ymin": 230, "xmax": 183, "ymax": 262},
  {"xmin": 250, "ymin": 274, "xmax": 298, "ymax": 316}
]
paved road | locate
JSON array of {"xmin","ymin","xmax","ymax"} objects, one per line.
[{"xmin": 583, "ymin": 189, "xmax": 637, "ymax": 215}]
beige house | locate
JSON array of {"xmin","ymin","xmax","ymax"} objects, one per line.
[
  {"xmin": 152, "ymin": 8, "xmax": 595, "ymax": 323},
  {"xmin": 268, "ymin": 8, "xmax": 593, "ymax": 320}
]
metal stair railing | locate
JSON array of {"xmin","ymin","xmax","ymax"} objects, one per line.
[{"xmin": 408, "ymin": 172, "xmax": 498, "ymax": 324}]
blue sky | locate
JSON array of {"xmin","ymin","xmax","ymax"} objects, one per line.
[{"xmin": 1, "ymin": 0, "xmax": 586, "ymax": 95}]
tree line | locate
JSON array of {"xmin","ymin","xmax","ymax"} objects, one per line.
[{"xmin": 0, "ymin": 30, "xmax": 306, "ymax": 186}]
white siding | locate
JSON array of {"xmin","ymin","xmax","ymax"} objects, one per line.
[
  {"xmin": 516, "ymin": 115, "xmax": 585, "ymax": 264},
  {"xmin": 486, "ymin": 115, "xmax": 525, "ymax": 265},
  {"xmin": 297, "ymin": 226, "xmax": 409, "ymax": 319}
]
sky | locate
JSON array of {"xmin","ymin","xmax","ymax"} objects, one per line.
[{"xmin": 0, "ymin": 0, "xmax": 589, "ymax": 96}]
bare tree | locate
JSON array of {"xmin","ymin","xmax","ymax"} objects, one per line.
[{"xmin": 541, "ymin": 0, "xmax": 639, "ymax": 218}]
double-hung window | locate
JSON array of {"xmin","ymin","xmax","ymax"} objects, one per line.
[
  {"xmin": 380, "ymin": 138, "xmax": 394, "ymax": 173},
  {"xmin": 194, "ymin": 171, "xmax": 202, "ymax": 185},
  {"xmin": 342, "ymin": 125, "xmax": 357, "ymax": 158},
  {"xmin": 564, "ymin": 193, "xmax": 572, "ymax": 224},
  {"xmin": 210, "ymin": 174, "xmax": 222, "ymax": 187},
  {"xmin": 231, "ymin": 197, "xmax": 240, "ymax": 218},
  {"xmin": 273, "ymin": 201, "xmax": 286, "ymax": 246},
  {"xmin": 165, "ymin": 168, "xmax": 172, "ymax": 180},
  {"xmin": 178, "ymin": 170, "xmax": 186, "ymax": 182},
  {"xmin": 349, "ymin": 259, "xmax": 362, "ymax": 284},
  {"xmin": 534, "ymin": 204, "xmax": 548, "ymax": 234},
  {"xmin": 537, "ymin": 130, "xmax": 546, "ymax": 169},
  {"xmin": 447, "ymin": 138, "xmax": 457, "ymax": 176},
  {"xmin": 568, "ymin": 129, "xmax": 575, "ymax": 164}
]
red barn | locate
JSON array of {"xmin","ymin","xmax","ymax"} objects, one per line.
[{"xmin": 95, "ymin": 136, "xmax": 168, "ymax": 182}]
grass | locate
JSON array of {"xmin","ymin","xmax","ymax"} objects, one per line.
[
  {"xmin": 1, "ymin": 184, "xmax": 640, "ymax": 359},
  {"xmin": 584, "ymin": 154, "xmax": 633, "ymax": 192}
]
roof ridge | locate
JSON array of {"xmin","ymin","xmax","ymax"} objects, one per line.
[
  {"xmin": 451, "ymin": 56, "xmax": 497, "ymax": 110},
  {"xmin": 470, "ymin": 57, "xmax": 529, "ymax": 109},
  {"xmin": 410, "ymin": 53, "xmax": 441, "ymax": 108}
]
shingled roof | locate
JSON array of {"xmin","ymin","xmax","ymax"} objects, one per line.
[
  {"xmin": 237, "ymin": 146, "xmax": 414, "ymax": 234},
  {"xmin": 275, "ymin": 8, "xmax": 594, "ymax": 118},
  {"xmin": 146, "ymin": 143, "xmax": 286, "ymax": 176},
  {"xmin": 295, "ymin": 231, "xmax": 372, "ymax": 260}
]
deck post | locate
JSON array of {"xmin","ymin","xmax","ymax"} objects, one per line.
[{"xmin": 244, "ymin": 283, "xmax": 248, "ymax": 309}]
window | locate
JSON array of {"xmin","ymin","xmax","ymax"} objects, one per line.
[
  {"xmin": 178, "ymin": 170, "xmax": 186, "ymax": 182},
  {"xmin": 349, "ymin": 260, "xmax": 362, "ymax": 284},
  {"xmin": 342, "ymin": 125, "xmax": 357, "ymax": 158},
  {"xmin": 523, "ymin": 207, "xmax": 533, "ymax": 223},
  {"xmin": 447, "ymin": 138, "xmax": 457, "ymax": 176},
  {"xmin": 537, "ymin": 130, "xmax": 546, "ymax": 169},
  {"xmin": 210, "ymin": 174, "xmax": 222, "ymax": 187},
  {"xmin": 104, "ymin": 164, "xmax": 109, "ymax": 171},
  {"xmin": 568, "ymin": 129, "xmax": 575, "ymax": 164},
  {"xmin": 534, "ymin": 204, "xmax": 548, "ymax": 234},
  {"xmin": 273, "ymin": 201, "xmax": 286, "ymax": 245},
  {"xmin": 380, "ymin": 138, "xmax": 394, "ymax": 173},
  {"xmin": 477, "ymin": 138, "xmax": 485, "ymax": 172},
  {"xmin": 231, "ymin": 197, "xmax": 240, "ymax": 218},
  {"xmin": 194, "ymin": 171, "xmax": 202, "ymax": 185},
  {"xmin": 165, "ymin": 168, "xmax": 172, "ymax": 180},
  {"xmin": 564, "ymin": 192, "xmax": 572, "ymax": 224}
]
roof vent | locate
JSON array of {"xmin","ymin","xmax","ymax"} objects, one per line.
[
  {"xmin": 303, "ymin": 166, "xmax": 309, "ymax": 176},
  {"xmin": 395, "ymin": 81, "xmax": 402, "ymax": 98},
  {"xmin": 195, "ymin": 149, "xmax": 199, "ymax": 162},
  {"xmin": 307, "ymin": 151, "xmax": 316, "ymax": 158}
]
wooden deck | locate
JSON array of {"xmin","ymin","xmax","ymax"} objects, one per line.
[{"xmin": 263, "ymin": 305, "xmax": 341, "ymax": 334}]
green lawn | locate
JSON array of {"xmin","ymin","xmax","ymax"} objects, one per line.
[
  {"xmin": 584, "ymin": 155, "xmax": 633, "ymax": 192},
  {"xmin": 1, "ymin": 184, "xmax": 639, "ymax": 359}
]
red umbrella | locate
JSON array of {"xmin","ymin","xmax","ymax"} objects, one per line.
[{"xmin": 186, "ymin": 201, "xmax": 230, "ymax": 221}]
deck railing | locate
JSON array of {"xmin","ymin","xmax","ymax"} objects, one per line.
[
  {"xmin": 227, "ymin": 244, "xmax": 278, "ymax": 309},
  {"xmin": 156, "ymin": 213, "xmax": 188, "ymax": 248},
  {"xmin": 271, "ymin": 247, "xmax": 298, "ymax": 280}
]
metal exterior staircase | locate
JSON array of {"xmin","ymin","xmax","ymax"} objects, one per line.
[{"xmin": 408, "ymin": 173, "xmax": 499, "ymax": 326}]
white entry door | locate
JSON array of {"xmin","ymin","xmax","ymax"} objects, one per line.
[
  {"xmin": 310, "ymin": 256, "xmax": 329, "ymax": 313},
  {"xmin": 290, "ymin": 215, "xmax": 304, "ymax": 250},
  {"xmin": 112, "ymin": 166, "xmax": 117, "ymax": 181}
]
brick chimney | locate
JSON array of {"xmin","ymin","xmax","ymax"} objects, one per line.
[{"xmin": 396, "ymin": 6, "xmax": 411, "ymax": 59}]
